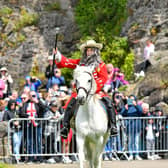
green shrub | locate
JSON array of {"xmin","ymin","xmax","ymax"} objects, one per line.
[
  {"xmin": 1, "ymin": 17, "xmax": 10, "ymax": 26},
  {"xmin": 16, "ymin": 33, "xmax": 26, "ymax": 43},
  {"xmin": 14, "ymin": 7, "xmax": 39, "ymax": 32},
  {"xmin": 0, "ymin": 6, "xmax": 13, "ymax": 16},
  {"xmin": 44, "ymin": 2, "xmax": 61, "ymax": 11},
  {"xmin": 75, "ymin": 0, "xmax": 127, "ymax": 36},
  {"xmin": 71, "ymin": 0, "xmax": 134, "ymax": 82},
  {"xmin": 100, "ymin": 35, "xmax": 134, "ymax": 80}
]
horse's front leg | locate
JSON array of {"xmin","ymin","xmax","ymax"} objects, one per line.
[
  {"xmin": 93, "ymin": 136, "xmax": 106, "ymax": 168},
  {"xmin": 94, "ymin": 152, "xmax": 102, "ymax": 168},
  {"xmin": 76, "ymin": 134, "xmax": 85, "ymax": 168}
]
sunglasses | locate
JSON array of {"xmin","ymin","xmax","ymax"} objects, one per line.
[
  {"xmin": 115, "ymin": 95, "xmax": 121, "ymax": 99},
  {"xmin": 51, "ymin": 105, "xmax": 58, "ymax": 107},
  {"xmin": 21, "ymin": 97, "xmax": 27, "ymax": 100},
  {"xmin": 31, "ymin": 95, "xmax": 36, "ymax": 98}
]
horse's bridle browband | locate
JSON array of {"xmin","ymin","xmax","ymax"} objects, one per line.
[{"xmin": 76, "ymin": 71, "xmax": 93, "ymax": 99}]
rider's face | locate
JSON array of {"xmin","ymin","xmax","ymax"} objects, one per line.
[{"xmin": 86, "ymin": 48, "xmax": 94, "ymax": 57}]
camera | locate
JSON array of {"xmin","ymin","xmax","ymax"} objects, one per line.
[
  {"xmin": 30, "ymin": 77, "xmax": 36, "ymax": 83},
  {"xmin": 127, "ymin": 98, "xmax": 133, "ymax": 105}
]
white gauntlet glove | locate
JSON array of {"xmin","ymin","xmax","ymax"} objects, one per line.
[{"xmin": 53, "ymin": 49, "xmax": 61, "ymax": 62}]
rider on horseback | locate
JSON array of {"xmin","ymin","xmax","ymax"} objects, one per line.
[{"xmin": 53, "ymin": 39, "xmax": 117, "ymax": 139}]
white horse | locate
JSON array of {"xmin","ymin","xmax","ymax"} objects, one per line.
[{"xmin": 74, "ymin": 66, "xmax": 110, "ymax": 168}]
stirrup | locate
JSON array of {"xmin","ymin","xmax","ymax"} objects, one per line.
[
  {"xmin": 60, "ymin": 126, "xmax": 69, "ymax": 139},
  {"xmin": 110, "ymin": 126, "xmax": 118, "ymax": 136}
]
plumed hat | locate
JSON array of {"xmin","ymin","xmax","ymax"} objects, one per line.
[{"xmin": 79, "ymin": 40, "xmax": 103, "ymax": 51}]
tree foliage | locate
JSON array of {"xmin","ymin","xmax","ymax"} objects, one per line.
[
  {"xmin": 75, "ymin": 0, "xmax": 128, "ymax": 36},
  {"xmin": 74, "ymin": 0, "xmax": 134, "ymax": 80}
]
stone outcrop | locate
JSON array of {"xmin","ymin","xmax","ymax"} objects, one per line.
[
  {"xmin": 0, "ymin": 0, "xmax": 79, "ymax": 89},
  {"xmin": 0, "ymin": 0, "xmax": 168, "ymax": 113},
  {"xmin": 121, "ymin": 0, "xmax": 168, "ymax": 114}
]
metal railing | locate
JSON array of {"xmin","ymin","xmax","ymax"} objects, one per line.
[{"xmin": 6, "ymin": 116, "xmax": 168, "ymax": 161}]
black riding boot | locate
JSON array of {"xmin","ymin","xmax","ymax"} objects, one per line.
[
  {"xmin": 102, "ymin": 97, "xmax": 118, "ymax": 136},
  {"xmin": 60, "ymin": 97, "xmax": 77, "ymax": 139}
]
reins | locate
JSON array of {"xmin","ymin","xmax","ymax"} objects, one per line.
[{"xmin": 76, "ymin": 71, "xmax": 94, "ymax": 100}]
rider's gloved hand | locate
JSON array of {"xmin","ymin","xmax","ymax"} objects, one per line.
[{"xmin": 53, "ymin": 48, "xmax": 61, "ymax": 62}]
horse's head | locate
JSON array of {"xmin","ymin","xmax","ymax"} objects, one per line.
[{"xmin": 73, "ymin": 65, "xmax": 96, "ymax": 105}]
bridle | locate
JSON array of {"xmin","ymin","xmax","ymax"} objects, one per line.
[{"xmin": 76, "ymin": 71, "xmax": 93, "ymax": 100}]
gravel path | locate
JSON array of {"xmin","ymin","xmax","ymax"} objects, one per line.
[{"xmin": 14, "ymin": 160, "xmax": 168, "ymax": 168}]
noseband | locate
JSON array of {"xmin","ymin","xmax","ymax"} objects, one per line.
[{"xmin": 76, "ymin": 71, "xmax": 93, "ymax": 99}]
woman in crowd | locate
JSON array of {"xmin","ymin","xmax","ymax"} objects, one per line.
[
  {"xmin": 0, "ymin": 67, "xmax": 13, "ymax": 98},
  {"xmin": 3, "ymin": 99, "xmax": 22, "ymax": 163}
]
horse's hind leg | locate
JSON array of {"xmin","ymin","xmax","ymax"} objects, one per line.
[{"xmin": 76, "ymin": 134, "xmax": 85, "ymax": 168}]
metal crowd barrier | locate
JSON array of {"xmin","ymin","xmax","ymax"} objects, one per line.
[
  {"xmin": 103, "ymin": 116, "xmax": 168, "ymax": 160},
  {"xmin": 7, "ymin": 116, "xmax": 78, "ymax": 162},
  {"xmin": 7, "ymin": 116, "xmax": 168, "ymax": 161}
]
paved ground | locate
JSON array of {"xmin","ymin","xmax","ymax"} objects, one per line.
[{"xmin": 15, "ymin": 160, "xmax": 168, "ymax": 168}]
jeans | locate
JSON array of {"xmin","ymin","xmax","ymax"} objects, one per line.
[
  {"xmin": 128, "ymin": 130, "xmax": 141, "ymax": 156},
  {"xmin": 142, "ymin": 59, "xmax": 151, "ymax": 72},
  {"xmin": 13, "ymin": 130, "xmax": 22, "ymax": 159},
  {"xmin": 26, "ymin": 123, "xmax": 42, "ymax": 161},
  {"xmin": 111, "ymin": 80, "xmax": 121, "ymax": 90},
  {"xmin": 104, "ymin": 136, "xmax": 112, "ymax": 153}
]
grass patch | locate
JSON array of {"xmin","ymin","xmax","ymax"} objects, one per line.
[{"xmin": 0, "ymin": 163, "xmax": 13, "ymax": 168}]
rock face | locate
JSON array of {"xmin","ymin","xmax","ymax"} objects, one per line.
[
  {"xmin": 0, "ymin": 0, "xmax": 80, "ymax": 89},
  {"xmin": 121, "ymin": 0, "xmax": 168, "ymax": 114},
  {"xmin": 0, "ymin": 0, "xmax": 168, "ymax": 113}
]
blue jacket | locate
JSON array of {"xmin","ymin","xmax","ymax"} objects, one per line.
[
  {"xmin": 120, "ymin": 104, "xmax": 142, "ymax": 117},
  {"xmin": 25, "ymin": 79, "xmax": 42, "ymax": 92},
  {"xmin": 47, "ymin": 76, "xmax": 65, "ymax": 90},
  {"xmin": 120, "ymin": 104, "xmax": 143, "ymax": 133}
]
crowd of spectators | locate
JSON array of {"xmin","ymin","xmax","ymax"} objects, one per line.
[
  {"xmin": 103, "ymin": 91, "xmax": 166, "ymax": 161},
  {"xmin": 0, "ymin": 58, "xmax": 167, "ymax": 164}
]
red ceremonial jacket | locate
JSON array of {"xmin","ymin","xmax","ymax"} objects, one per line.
[{"xmin": 55, "ymin": 54, "xmax": 108, "ymax": 108}]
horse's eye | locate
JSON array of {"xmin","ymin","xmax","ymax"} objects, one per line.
[
  {"xmin": 88, "ymin": 79, "xmax": 91, "ymax": 83},
  {"xmin": 75, "ymin": 80, "xmax": 78, "ymax": 86}
]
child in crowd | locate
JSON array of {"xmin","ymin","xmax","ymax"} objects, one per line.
[{"xmin": 146, "ymin": 116, "xmax": 160, "ymax": 160}]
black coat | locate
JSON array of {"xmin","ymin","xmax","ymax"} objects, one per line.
[
  {"xmin": 45, "ymin": 64, "xmax": 57, "ymax": 79},
  {"xmin": 19, "ymin": 100, "xmax": 45, "ymax": 118}
]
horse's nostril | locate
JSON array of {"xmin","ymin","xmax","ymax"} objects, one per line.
[{"xmin": 78, "ymin": 97, "xmax": 85, "ymax": 105}]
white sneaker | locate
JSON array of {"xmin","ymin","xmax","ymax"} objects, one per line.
[
  {"xmin": 47, "ymin": 158, "xmax": 56, "ymax": 164},
  {"xmin": 134, "ymin": 72, "xmax": 140, "ymax": 80},
  {"xmin": 103, "ymin": 155, "xmax": 109, "ymax": 161},
  {"xmin": 62, "ymin": 156, "xmax": 72, "ymax": 164},
  {"xmin": 153, "ymin": 154, "xmax": 161, "ymax": 160},
  {"xmin": 135, "ymin": 155, "xmax": 142, "ymax": 160},
  {"xmin": 139, "ymin": 70, "xmax": 145, "ymax": 77},
  {"xmin": 128, "ymin": 155, "xmax": 133, "ymax": 161},
  {"xmin": 148, "ymin": 155, "xmax": 155, "ymax": 160},
  {"xmin": 111, "ymin": 157, "xmax": 117, "ymax": 161}
]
